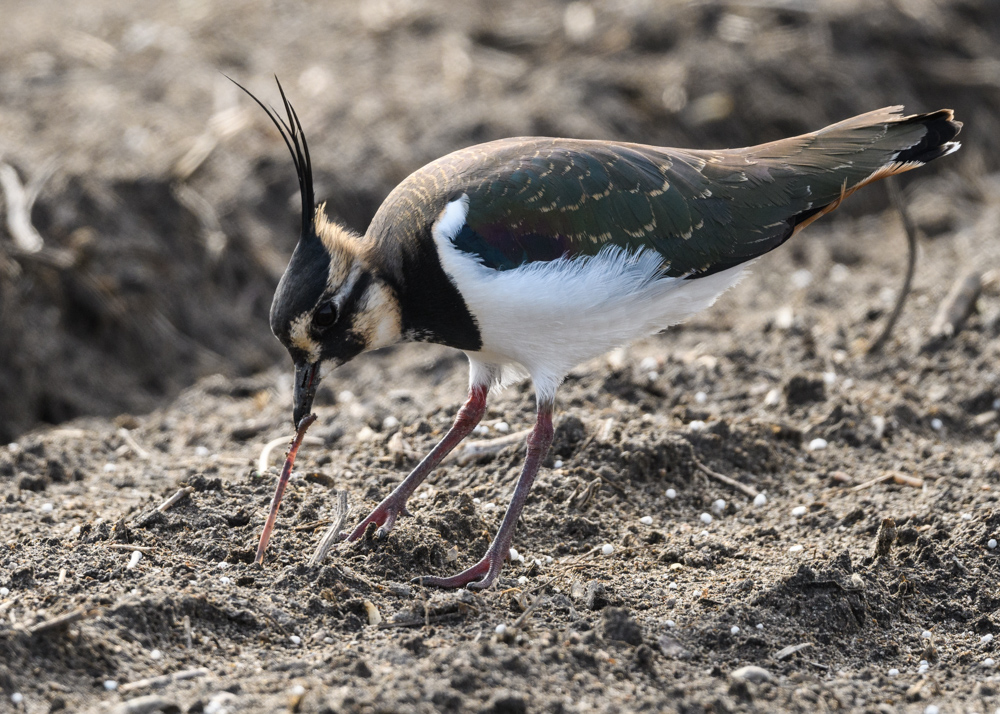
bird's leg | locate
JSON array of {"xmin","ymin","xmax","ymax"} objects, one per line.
[
  {"xmin": 344, "ymin": 383, "xmax": 489, "ymax": 541},
  {"xmin": 414, "ymin": 399, "xmax": 554, "ymax": 590}
]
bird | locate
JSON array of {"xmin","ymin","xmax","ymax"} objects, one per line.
[{"xmin": 237, "ymin": 79, "xmax": 960, "ymax": 590}]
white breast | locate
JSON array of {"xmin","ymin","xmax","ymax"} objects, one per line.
[{"xmin": 432, "ymin": 196, "xmax": 746, "ymax": 400}]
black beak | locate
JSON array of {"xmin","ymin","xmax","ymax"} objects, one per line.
[{"xmin": 293, "ymin": 361, "xmax": 321, "ymax": 426}]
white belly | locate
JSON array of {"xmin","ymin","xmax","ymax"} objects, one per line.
[{"xmin": 432, "ymin": 197, "xmax": 746, "ymax": 400}]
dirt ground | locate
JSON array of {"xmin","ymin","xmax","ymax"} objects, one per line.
[{"xmin": 2, "ymin": 1, "xmax": 1000, "ymax": 713}]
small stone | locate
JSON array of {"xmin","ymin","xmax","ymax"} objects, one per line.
[
  {"xmin": 989, "ymin": 539, "xmax": 997, "ymax": 550},
  {"xmin": 127, "ymin": 551, "xmax": 143, "ymax": 569},
  {"xmin": 807, "ymin": 438, "xmax": 828, "ymax": 451},
  {"xmin": 289, "ymin": 635, "xmax": 301, "ymax": 645},
  {"xmin": 921, "ymin": 630, "xmax": 932, "ymax": 639},
  {"xmin": 791, "ymin": 506, "xmax": 807, "ymax": 517},
  {"xmin": 699, "ymin": 513, "xmax": 713, "ymax": 525},
  {"xmin": 509, "ymin": 548, "xmax": 520, "ymax": 561},
  {"xmin": 731, "ymin": 665, "xmax": 773, "ymax": 684},
  {"xmin": 961, "ymin": 513, "xmax": 973, "ymax": 521},
  {"xmin": 888, "ymin": 668, "xmax": 899, "ymax": 676},
  {"xmin": 982, "ymin": 634, "xmax": 994, "ymax": 644},
  {"xmin": 601, "ymin": 544, "xmax": 614, "ymax": 556},
  {"xmin": 985, "ymin": 658, "xmax": 996, "ymax": 667},
  {"xmin": 553, "ymin": 460, "xmax": 563, "ymax": 468},
  {"xmin": 688, "ymin": 420, "xmax": 706, "ymax": 432},
  {"xmin": 730, "ymin": 626, "xmax": 740, "ymax": 635},
  {"xmin": 382, "ymin": 416, "xmax": 400, "ymax": 430},
  {"xmin": 640, "ymin": 516, "xmax": 653, "ymax": 525},
  {"xmin": 517, "ymin": 576, "xmax": 528, "ymax": 586},
  {"xmin": 923, "ymin": 706, "xmax": 939, "ymax": 714},
  {"xmin": 194, "ymin": 446, "xmax": 210, "ymax": 457},
  {"xmin": 150, "ymin": 649, "xmax": 162, "ymax": 660},
  {"xmin": 788, "ymin": 544, "xmax": 804, "ymax": 553},
  {"xmin": 483, "ymin": 502, "xmax": 496, "ymax": 511},
  {"xmin": 665, "ymin": 489, "xmax": 677, "ymax": 500},
  {"xmin": 694, "ymin": 391, "xmax": 708, "ymax": 404},
  {"xmin": 104, "ymin": 680, "xmax": 119, "ymax": 691},
  {"xmin": 665, "ymin": 620, "xmax": 675, "ymax": 628},
  {"xmin": 0, "ymin": 587, "xmax": 9, "ymax": 597},
  {"xmin": 712, "ymin": 499, "xmax": 726, "ymax": 514},
  {"xmin": 930, "ymin": 418, "xmax": 943, "ymax": 431},
  {"xmin": 585, "ymin": 581, "xmax": 610, "ymax": 610},
  {"xmin": 495, "ymin": 624, "xmax": 507, "ymax": 635},
  {"xmin": 918, "ymin": 664, "xmax": 929, "ymax": 674},
  {"xmin": 494, "ymin": 422, "xmax": 510, "ymax": 433},
  {"xmin": 41, "ymin": 503, "xmax": 54, "ymax": 513},
  {"xmin": 639, "ymin": 356, "xmax": 658, "ymax": 371},
  {"xmin": 756, "ymin": 623, "xmax": 764, "ymax": 630},
  {"xmin": 219, "ymin": 576, "xmax": 231, "ymax": 585},
  {"xmin": 753, "ymin": 493, "xmax": 767, "ymax": 507},
  {"xmin": 764, "ymin": 388, "xmax": 781, "ymax": 407},
  {"xmin": 11, "ymin": 693, "xmax": 23, "ymax": 704}
]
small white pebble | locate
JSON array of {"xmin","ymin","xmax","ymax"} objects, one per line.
[
  {"xmin": 700, "ymin": 530, "xmax": 709, "ymax": 537},
  {"xmin": 324, "ymin": 637, "xmax": 334, "ymax": 644},
  {"xmin": 763, "ymin": 388, "xmax": 781, "ymax": 407},
  {"xmin": 70, "ymin": 525, "xmax": 81, "ymax": 536},
  {"xmin": 921, "ymin": 630, "xmax": 932, "ymax": 639},
  {"xmin": 418, "ymin": 491, "xmax": 429, "ymax": 499},
  {"xmin": 0, "ymin": 587, "xmax": 9, "ymax": 597},
  {"xmin": 509, "ymin": 548, "xmax": 520, "ymax": 561},
  {"xmin": 337, "ymin": 390, "xmax": 355, "ymax": 403},
  {"xmin": 791, "ymin": 506, "xmax": 807, "ymax": 517},
  {"xmin": 289, "ymin": 635, "xmax": 301, "ymax": 645},
  {"xmin": 665, "ymin": 620, "xmax": 676, "ymax": 628},
  {"xmin": 918, "ymin": 664, "xmax": 929, "ymax": 674},
  {"xmin": 920, "ymin": 660, "xmax": 928, "ymax": 666},
  {"xmin": 41, "ymin": 503, "xmax": 54, "ymax": 513},
  {"xmin": 533, "ymin": 559, "xmax": 542, "ymax": 567},
  {"xmin": 982, "ymin": 633, "xmax": 994, "ymax": 643},
  {"xmin": 753, "ymin": 493, "xmax": 767, "ymax": 507},
  {"xmin": 494, "ymin": 422, "xmax": 510, "ymax": 433},
  {"xmin": 756, "ymin": 623, "xmax": 764, "ymax": 631},
  {"xmin": 472, "ymin": 497, "xmax": 481, "ymax": 504},
  {"xmin": 553, "ymin": 460, "xmax": 563, "ymax": 469},
  {"xmin": 730, "ymin": 626, "xmax": 740, "ymax": 635},
  {"xmin": 887, "ymin": 668, "xmax": 899, "ymax": 677},
  {"xmin": 11, "ymin": 693, "xmax": 23, "ymax": 704},
  {"xmin": 822, "ymin": 371, "xmax": 836, "ymax": 385},
  {"xmin": 699, "ymin": 513, "xmax": 713, "ymax": 525},
  {"xmin": 217, "ymin": 561, "xmax": 229, "ymax": 569},
  {"xmin": 930, "ymin": 418, "xmax": 943, "ymax": 431},
  {"xmin": 989, "ymin": 539, "xmax": 997, "ymax": 550},
  {"xmin": 219, "ymin": 576, "xmax": 231, "ymax": 585},
  {"xmin": 695, "ymin": 391, "xmax": 708, "ymax": 404},
  {"xmin": 807, "ymin": 438, "xmax": 828, "ymax": 451},
  {"xmin": 985, "ymin": 657, "xmax": 996, "ymax": 667},
  {"xmin": 382, "ymin": 416, "xmax": 400, "ymax": 430},
  {"xmin": 290, "ymin": 685, "xmax": 306, "ymax": 697},
  {"xmin": 791, "ymin": 268, "xmax": 813, "ymax": 289},
  {"xmin": 639, "ymin": 356, "xmax": 658, "ymax": 371},
  {"xmin": 150, "ymin": 649, "xmax": 162, "ymax": 660},
  {"xmin": 788, "ymin": 544, "xmax": 804, "ymax": 553},
  {"xmin": 543, "ymin": 555, "xmax": 553, "ymax": 564},
  {"xmin": 483, "ymin": 502, "xmax": 496, "ymax": 511},
  {"xmin": 473, "ymin": 425, "xmax": 489, "ymax": 436},
  {"xmin": 517, "ymin": 576, "xmax": 528, "ymax": 586},
  {"xmin": 712, "ymin": 499, "xmax": 726, "ymax": 514},
  {"xmin": 127, "ymin": 551, "xmax": 142, "ymax": 569},
  {"xmin": 103, "ymin": 680, "xmax": 118, "ymax": 691},
  {"xmin": 647, "ymin": 371, "xmax": 658, "ymax": 381},
  {"xmin": 961, "ymin": 513, "xmax": 973, "ymax": 521},
  {"xmin": 923, "ymin": 706, "xmax": 939, "ymax": 714},
  {"xmin": 601, "ymin": 544, "xmax": 615, "ymax": 556},
  {"xmin": 665, "ymin": 488, "xmax": 677, "ymax": 500},
  {"xmin": 639, "ymin": 516, "xmax": 653, "ymax": 526},
  {"xmin": 688, "ymin": 420, "xmax": 706, "ymax": 432},
  {"xmin": 194, "ymin": 445, "xmax": 210, "ymax": 457},
  {"xmin": 668, "ymin": 582, "xmax": 678, "ymax": 590},
  {"xmin": 495, "ymin": 624, "xmax": 507, "ymax": 635},
  {"xmin": 103, "ymin": 463, "xmax": 117, "ymax": 472}
]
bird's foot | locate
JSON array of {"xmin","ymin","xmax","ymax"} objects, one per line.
[
  {"xmin": 411, "ymin": 547, "xmax": 506, "ymax": 591},
  {"xmin": 342, "ymin": 494, "xmax": 412, "ymax": 541}
]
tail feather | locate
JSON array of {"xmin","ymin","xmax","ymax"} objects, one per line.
[{"xmin": 891, "ymin": 109, "xmax": 962, "ymax": 165}]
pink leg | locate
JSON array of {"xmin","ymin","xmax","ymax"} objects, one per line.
[
  {"xmin": 344, "ymin": 383, "xmax": 489, "ymax": 541},
  {"xmin": 414, "ymin": 400, "xmax": 554, "ymax": 590}
]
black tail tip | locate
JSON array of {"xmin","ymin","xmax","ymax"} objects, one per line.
[{"xmin": 896, "ymin": 109, "xmax": 963, "ymax": 165}]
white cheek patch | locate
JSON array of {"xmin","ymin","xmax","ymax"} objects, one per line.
[{"xmin": 288, "ymin": 312, "xmax": 320, "ymax": 363}]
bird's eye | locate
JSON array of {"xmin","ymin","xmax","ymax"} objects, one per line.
[{"xmin": 313, "ymin": 301, "xmax": 338, "ymax": 329}]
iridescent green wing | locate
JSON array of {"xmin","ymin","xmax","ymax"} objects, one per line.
[{"xmin": 445, "ymin": 107, "xmax": 959, "ymax": 278}]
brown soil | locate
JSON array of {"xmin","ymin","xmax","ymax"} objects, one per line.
[{"xmin": 2, "ymin": 1, "xmax": 1000, "ymax": 713}]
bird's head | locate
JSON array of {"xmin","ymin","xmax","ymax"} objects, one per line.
[{"xmin": 239, "ymin": 79, "xmax": 402, "ymax": 425}]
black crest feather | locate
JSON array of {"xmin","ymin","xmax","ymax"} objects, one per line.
[{"xmin": 228, "ymin": 75, "xmax": 316, "ymax": 239}]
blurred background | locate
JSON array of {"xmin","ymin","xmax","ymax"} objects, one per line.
[{"xmin": 0, "ymin": 0, "xmax": 995, "ymax": 442}]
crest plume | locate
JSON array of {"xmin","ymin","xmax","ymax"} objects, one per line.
[{"xmin": 229, "ymin": 75, "xmax": 316, "ymax": 241}]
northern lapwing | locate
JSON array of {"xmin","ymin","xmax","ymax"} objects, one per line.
[{"xmin": 239, "ymin": 79, "xmax": 960, "ymax": 590}]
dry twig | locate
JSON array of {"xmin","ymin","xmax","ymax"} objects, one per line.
[
  {"xmin": 156, "ymin": 487, "xmax": 193, "ymax": 512},
  {"xmin": 309, "ymin": 491, "xmax": 351, "ymax": 566},
  {"xmin": 27, "ymin": 607, "xmax": 96, "ymax": 636},
  {"xmin": 868, "ymin": 177, "xmax": 918, "ymax": 355},
  {"xmin": 926, "ymin": 270, "xmax": 982, "ymax": 345}
]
